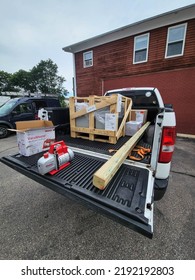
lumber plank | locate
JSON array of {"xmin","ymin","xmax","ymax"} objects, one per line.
[
  {"xmin": 89, "ymin": 95, "xmax": 95, "ymax": 140},
  {"xmin": 70, "ymin": 95, "xmax": 118, "ymax": 120},
  {"xmin": 71, "ymin": 126, "xmax": 116, "ymax": 136},
  {"xmin": 69, "ymin": 96, "xmax": 77, "ymax": 138},
  {"xmin": 116, "ymin": 99, "xmax": 132, "ymax": 139},
  {"xmin": 93, "ymin": 121, "xmax": 151, "ymax": 190}
]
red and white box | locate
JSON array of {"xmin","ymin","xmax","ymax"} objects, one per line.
[{"xmin": 12, "ymin": 120, "xmax": 55, "ymax": 156}]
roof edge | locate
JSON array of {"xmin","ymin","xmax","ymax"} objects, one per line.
[{"xmin": 63, "ymin": 4, "xmax": 195, "ymax": 53}]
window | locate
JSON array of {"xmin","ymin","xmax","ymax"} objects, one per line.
[
  {"xmin": 33, "ymin": 101, "xmax": 47, "ymax": 109},
  {"xmin": 133, "ymin": 33, "xmax": 149, "ymax": 64},
  {"xmin": 165, "ymin": 23, "xmax": 187, "ymax": 58},
  {"xmin": 106, "ymin": 89, "xmax": 159, "ymax": 107},
  {"xmin": 13, "ymin": 103, "xmax": 33, "ymax": 114},
  {"xmin": 83, "ymin": 51, "xmax": 93, "ymax": 68}
]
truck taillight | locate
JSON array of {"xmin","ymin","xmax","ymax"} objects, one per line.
[{"xmin": 159, "ymin": 127, "xmax": 176, "ymax": 163}]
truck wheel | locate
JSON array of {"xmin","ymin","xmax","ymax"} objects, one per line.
[{"xmin": 0, "ymin": 125, "xmax": 10, "ymax": 139}]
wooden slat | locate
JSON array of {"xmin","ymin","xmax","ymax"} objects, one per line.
[
  {"xmin": 69, "ymin": 96, "xmax": 77, "ymax": 138},
  {"xmin": 70, "ymin": 95, "xmax": 118, "ymax": 120},
  {"xmin": 93, "ymin": 122, "xmax": 151, "ymax": 190},
  {"xmin": 71, "ymin": 126, "xmax": 116, "ymax": 136},
  {"xmin": 89, "ymin": 96, "xmax": 95, "ymax": 141},
  {"xmin": 116, "ymin": 99, "xmax": 132, "ymax": 139}
]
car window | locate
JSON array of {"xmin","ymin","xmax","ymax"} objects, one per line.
[
  {"xmin": 46, "ymin": 99, "xmax": 60, "ymax": 107},
  {"xmin": 0, "ymin": 98, "xmax": 19, "ymax": 115},
  {"xmin": 13, "ymin": 103, "xmax": 33, "ymax": 114},
  {"xmin": 33, "ymin": 101, "xmax": 47, "ymax": 110},
  {"xmin": 106, "ymin": 90, "xmax": 159, "ymax": 107}
]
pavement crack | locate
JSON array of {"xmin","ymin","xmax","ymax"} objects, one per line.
[{"xmin": 171, "ymin": 169, "xmax": 195, "ymax": 178}]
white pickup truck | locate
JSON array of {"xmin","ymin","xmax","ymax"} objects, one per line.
[{"xmin": 0, "ymin": 87, "xmax": 176, "ymax": 238}]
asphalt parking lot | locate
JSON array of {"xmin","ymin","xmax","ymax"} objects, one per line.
[{"xmin": 0, "ymin": 134, "xmax": 194, "ymax": 260}]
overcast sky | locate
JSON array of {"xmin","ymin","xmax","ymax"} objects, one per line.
[{"xmin": 0, "ymin": 0, "xmax": 194, "ymax": 92}]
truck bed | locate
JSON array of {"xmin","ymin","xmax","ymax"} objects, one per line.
[
  {"xmin": 1, "ymin": 135, "xmax": 153, "ymax": 238},
  {"xmin": 59, "ymin": 135, "xmax": 151, "ymax": 164}
]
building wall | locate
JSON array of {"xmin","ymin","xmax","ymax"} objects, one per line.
[
  {"xmin": 74, "ymin": 18, "xmax": 195, "ymax": 134},
  {"xmin": 104, "ymin": 67, "xmax": 195, "ymax": 135}
]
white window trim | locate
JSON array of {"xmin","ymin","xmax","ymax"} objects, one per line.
[
  {"xmin": 133, "ymin": 33, "xmax": 150, "ymax": 64},
  {"xmin": 165, "ymin": 23, "xmax": 187, "ymax": 59},
  {"xmin": 83, "ymin": 50, "xmax": 93, "ymax": 68}
]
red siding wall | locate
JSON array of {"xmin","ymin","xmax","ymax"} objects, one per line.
[
  {"xmin": 104, "ymin": 67, "xmax": 195, "ymax": 135},
  {"xmin": 74, "ymin": 18, "xmax": 195, "ymax": 134}
]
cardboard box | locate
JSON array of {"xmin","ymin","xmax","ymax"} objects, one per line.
[
  {"xmin": 105, "ymin": 113, "xmax": 118, "ymax": 131},
  {"xmin": 95, "ymin": 107, "xmax": 111, "ymax": 129},
  {"xmin": 125, "ymin": 121, "xmax": 143, "ymax": 136},
  {"xmin": 131, "ymin": 110, "xmax": 148, "ymax": 123},
  {"xmin": 14, "ymin": 120, "xmax": 55, "ymax": 156}
]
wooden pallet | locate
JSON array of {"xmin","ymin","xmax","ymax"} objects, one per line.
[{"xmin": 69, "ymin": 95, "xmax": 132, "ymax": 144}]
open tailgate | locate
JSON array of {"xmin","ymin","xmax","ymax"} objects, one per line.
[{"xmin": 0, "ymin": 147, "xmax": 154, "ymax": 238}]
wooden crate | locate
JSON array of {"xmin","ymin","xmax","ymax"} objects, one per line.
[{"xmin": 69, "ymin": 95, "xmax": 132, "ymax": 144}]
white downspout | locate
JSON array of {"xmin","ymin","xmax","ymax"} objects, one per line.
[
  {"xmin": 72, "ymin": 53, "xmax": 77, "ymax": 97},
  {"xmin": 101, "ymin": 79, "xmax": 104, "ymax": 96}
]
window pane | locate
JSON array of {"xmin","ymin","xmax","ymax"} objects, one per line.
[
  {"xmin": 84, "ymin": 52, "xmax": 92, "ymax": 60},
  {"xmin": 85, "ymin": 60, "xmax": 92, "ymax": 66},
  {"xmin": 168, "ymin": 25, "xmax": 185, "ymax": 42},
  {"xmin": 20, "ymin": 104, "xmax": 32, "ymax": 113},
  {"xmin": 167, "ymin": 41, "xmax": 183, "ymax": 56},
  {"xmin": 135, "ymin": 49, "xmax": 147, "ymax": 62},
  {"xmin": 135, "ymin": 35, "xmax": 148, "ymax": 50}
]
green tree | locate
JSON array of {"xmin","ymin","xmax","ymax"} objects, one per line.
[
  {"xmin": 31, "ymin": 59, "xmax": 66, "ymax": 95},
  {"xmin": 10, "ymin": 70, "xmax": 32, "ymax": 92},
  {"xmin": 0, "ymin": 59, "xmax": 66, "ymax": 96},
  {"xmin": 0, "ymin": 71, "xmax": 13, "ymax": 93},
  {"xmin": 58, "ymin": 93, "xmax": 67, "ymax": 107}
]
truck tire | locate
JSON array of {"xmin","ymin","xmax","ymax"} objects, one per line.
[{"xmin": 0, "ymin": 125, "xmax": 10, "ymax": 139}]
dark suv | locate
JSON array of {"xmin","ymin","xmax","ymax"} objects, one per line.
[{"xmin": 0, "ymin": 97, "xmax": 61, "ymax": 138}]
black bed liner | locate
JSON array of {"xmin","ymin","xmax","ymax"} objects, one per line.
[
  {"xmin": 59, "ymin": 135, "xmax": 151, "ymax": 164},
  {"xmin": 0, "ymin": 135, "xmax": 153, "ymax": 238}
]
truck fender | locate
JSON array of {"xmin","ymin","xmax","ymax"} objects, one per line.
[{"xmin": 0, "ymin": 121, "xmax": 13, "ymax": 129}]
